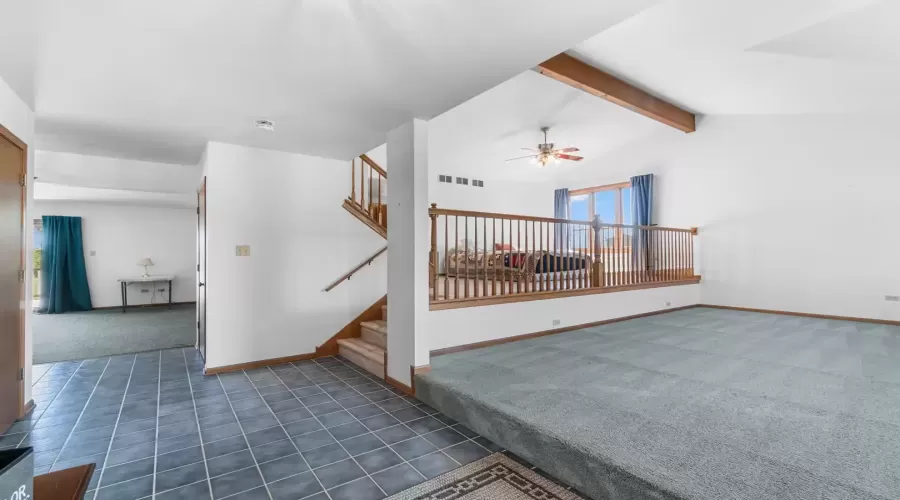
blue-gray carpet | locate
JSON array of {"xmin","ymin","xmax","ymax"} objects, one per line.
[
  {"xmin": 33, "ymin": 305, "xmax": 195, "ymax": 363},
  {"xmin": 416, "ymin": 307, "xmax": 900, "ymax": 500}
]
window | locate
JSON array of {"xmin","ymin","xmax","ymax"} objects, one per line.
[{"xmin": 569, "ymin": 182, "xmax": 633, "ymax": 249}]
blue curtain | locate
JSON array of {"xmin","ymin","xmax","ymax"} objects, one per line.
[
  {"xmin": 631, "ymin": 174, "xmax": 654, "ymax": 271},
  {"xmin": 40, "ymin": 216, "xmax": 92, "ymax": 314},
  {"xmin": 553, "ymin": 188, "xmax": 569, "ymax": 251}
]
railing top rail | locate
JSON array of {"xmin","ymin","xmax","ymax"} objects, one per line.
[
  {"xmin": 359, "ymin": 154, "xmax": 387, "ymax": 177},
  {"xmin": 429, "ymin": 207, "xmax": 592, "ymax": 226},
  {"xmin": 323, "ymin": 245, "xmax": 387, "ymax": 292},
  {"xmin": 429, "ymin": 206, "xmax": 696, "ymax": 233}
]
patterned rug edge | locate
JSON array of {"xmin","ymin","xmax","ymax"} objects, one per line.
[{"xmin": 386, "ymin": 453, "xmax": 585, "ymax": 499}]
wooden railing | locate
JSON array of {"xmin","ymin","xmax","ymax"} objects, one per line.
[
  {"xmin": 348, "ymin": 154, "xmax": 387, "ymax": 230},
  {"xmin": 323, "ymin": 245, "xmax": 387, "ymax": 292},
  {"xmin": 428, "ymin": 205, "xmax": 698, "ymax": 308}
]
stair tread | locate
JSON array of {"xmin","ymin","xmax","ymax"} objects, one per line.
[
  {"xmin": 360, "ymin": 320, "xmax": 387, "ymax": 335},
  {"xmin": 338, "ymin": 338, "xmax": 384, "ymax": 363}
]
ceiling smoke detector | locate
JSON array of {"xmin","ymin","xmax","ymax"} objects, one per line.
[{"xmin": 256, "ymin": 119, "xmax": 275, "ymax": 131}]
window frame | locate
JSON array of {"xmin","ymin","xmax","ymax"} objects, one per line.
[{"xmin": 569, "ymin": 181, "xmax": 632, "ymax": 250}]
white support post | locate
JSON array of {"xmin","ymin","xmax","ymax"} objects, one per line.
[{"xmin": 386, "ymin": 119, "xmax": 430, "ymax": 386}]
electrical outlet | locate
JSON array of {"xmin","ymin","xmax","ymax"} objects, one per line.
[
  {"xmin": 89, "ymin": 250, "xmax": 96, "ymax": 257},
  {"xmin": 140, "ymin": 288, "xmax": 150, "ymax": 293},
  {"xmin": 235, "ymin": 245, "xmax": 251, "ymax": 257},
  {"xmin": 666, "ymin": 301, "xmax": 672, "ymax": 307},
  {"xmin": 885, "ymin": 295, "xmax": 900, "ymax": 302},
  {"xmin": 552, "ymin": 319, "xmax": 561, "ymax": 326}
]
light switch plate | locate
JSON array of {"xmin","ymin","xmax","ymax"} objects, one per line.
[{"xmin": 235, "ymin": 245, "xmax": 251, "ymax": 257}]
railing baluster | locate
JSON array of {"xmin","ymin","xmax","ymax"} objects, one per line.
[
  {"xmin": 482, "ymin": 216, "xmax": 487, "ymax": 297},
  {"xmin": 473, "ymin": 217, "xmax": 478, "ymax": 298},
  {"xmin": 430, "ymin": 205, "xmax": 437, "ymax": 301},
  {"xmin": 454, "ymin": 216, "xmax": 459, "ymax": 299},
  {"xmin": 492, "ymin": 218, "xmax": 497, "ymax": 296},
  {"xmin": 378, "ymin": 174, "xmax": 382, "ymax": 226},
  {"xmin": 351, "ymin": 158, "xmax": 356, "ymax": 202},
  {"xmin": 444, "ymin": 215, "xmax": 449, "ymax": 301},
  {"xmin": 464, "ymin": 217, "xmax": 470, "ymax": 298}
]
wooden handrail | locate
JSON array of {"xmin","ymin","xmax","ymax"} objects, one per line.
[
  {"xmin": 428, "ymin": 206, "xmax": 695, "ymax": 233},
  {"xmin": 359, "ymin": 154, "xmax": 387, "ymax": 177},
  {"xmin": 428, "ymin": 205, "xmax": 698, "ymax": 306},
  {"xmin": 323, "ymin": 245, "xmax": 387, "ymax": 292}
]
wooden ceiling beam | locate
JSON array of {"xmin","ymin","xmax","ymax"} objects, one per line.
[{"xmin": 536, "ymin": 53, "xmax": 696, "ymax": 133}]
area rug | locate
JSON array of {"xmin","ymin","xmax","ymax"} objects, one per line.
[{"xmin": 387, "ymin": 453, "xmax": 585, "ymax": 500}]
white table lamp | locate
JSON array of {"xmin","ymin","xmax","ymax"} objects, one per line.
[{"xmin": 137, "ymin": 258, "xmax": 154, "ymax": 278}]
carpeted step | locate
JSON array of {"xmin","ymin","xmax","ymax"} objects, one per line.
[
  {"xmin": 361, "ymin": 320, "xmax": 386, "ymax": 350},
  {"xmin": 338, "ymin": 338, "xmax": 384, "ymax": 379}
]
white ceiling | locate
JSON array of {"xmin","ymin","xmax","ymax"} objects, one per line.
[
  {"xmin": 572, "ymin": 0, "xmax": 900, "ymax": 114},
  {"xmin": 3, "ymin": 0, "xmax": 660, "ymax": 165},
  {"xmin": 427, "ymin": 71, "xmax": 671, "ymax": 183}
]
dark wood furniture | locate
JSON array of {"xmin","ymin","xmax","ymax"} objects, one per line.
[{"xmin": 34, "ymin": 463, "xmax": 95, "ymax": 500}]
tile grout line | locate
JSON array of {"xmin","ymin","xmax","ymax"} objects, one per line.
[
  {"xmin": 151, "ymin": 350, "xmax": 162, "ymax": 499},
  {"xmin": 47, "ymin": 358, "xmax": 112, "ymax": 471},
  {"xmin": 17, "ymin": 359, "xmax": 87, "ymax": 447},
  {"xmin": 89, "ymin": 354, "xmax": 138, "ymax": 499},
  {"xmin": 182, "ymin": 347, "xmax": 215, "ymax": 500},
  {"xmin": 266, "ymin": 364, "xmax": 389, "ymax": 497},
  {"xmin": 241, "ymin": 368, "xmax": 334, "ymax": 500},
  {"xmin": 322, "ymin": 357, "xmax": 496, "ymax": 466},
  {"xmin": 214, "ymin": 371, "xmax": 276, "ymax": 500},
  {"xmin": 300, "ymin": 360, "xmax": 435, "ymax": 480}
]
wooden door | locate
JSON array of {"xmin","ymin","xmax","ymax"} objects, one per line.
[
  {"xmin": 197, "ymin": 177, "xmax": 207, "ymax": 361},
  {"xmin": 0, "ymin": 125, "xmax": 25, "ymax": 433}
]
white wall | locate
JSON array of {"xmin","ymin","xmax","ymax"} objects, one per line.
[
  {"xmin": 429, "ymin": 285, "xmax": 702, "ymax": 351},
  {"xmin": 0, "ymin": 76, "xmax": 35, "ymax": 406},
  {"xmin": 203, "ymin": 142, "xmax": 386, "ymax": 369},
  {"xmin": 33, "ymin": 201, "xmax": 196, "ymax": 308},
  {"xmin": 556, "ymin": 114, "xmax": 900, "ymax": 322}
]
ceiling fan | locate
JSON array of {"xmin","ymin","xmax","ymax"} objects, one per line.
[{"xmin": 505, "ymin": 127, "xmax": 583, "ymax": 167}]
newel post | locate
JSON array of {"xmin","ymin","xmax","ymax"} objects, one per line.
[
  {"xmin": 350, "ymin": 157, "xmax": 356, "ymax": 202},
  {"xmin": 591, "ymin": 215, "xmax": 604, "ymax": 287},
  {"xmin": 429, "ymin": 204, "xmax": 438, "ymax": 299}
]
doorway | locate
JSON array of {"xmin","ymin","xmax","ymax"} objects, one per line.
[
  {"xmin": 197, "ymin": 177, "xmax": 206, "ymax": 362},
  {"xmin": 0, "ymin": 124, "xmax": 26, "ymax": 433}
]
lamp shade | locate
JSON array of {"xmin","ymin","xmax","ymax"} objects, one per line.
[{"xmin": 136, "ymin": 258, "xmax": 154, "ymax": 267}]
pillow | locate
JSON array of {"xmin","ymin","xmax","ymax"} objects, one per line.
[{"xmin": 495, "ymin": 243, "xmax": 512, "ymax": 251}]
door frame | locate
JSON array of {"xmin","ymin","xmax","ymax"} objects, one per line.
[
  {"xmin": 196, "ymin": 177, "xmax": 206, "ymax": 363},
  {"xmin": 0, "ymin": 123, "xmax": 27, "ymax": 419}
]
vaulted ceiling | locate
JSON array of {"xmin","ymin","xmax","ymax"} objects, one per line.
[{"xmin": 0, "ymin": 0, "xmax": 657, "ymax": 165}]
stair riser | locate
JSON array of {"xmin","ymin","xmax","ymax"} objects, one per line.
[
  {"xmin": 382, "ymin": 306, "xmax": 387, "ymax": 321},
  {"xmin": 339, "ymin": 346, "xmax": 384, "ymax": 379},
  {"xmin": 361, "ymin": 327, "xmax": 387, "ymax": 350}
]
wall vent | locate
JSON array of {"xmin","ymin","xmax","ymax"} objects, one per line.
[
  {"xmin": 438, "ymin": 174, "xmax": 453, "ymax": 183},
  {"xmin": 455, "ymin": 177, "xmax": 469, "ymax": 185},
  {"xmin": 471, "ymin": 179, "xmax": 484, "ymax": 187}
]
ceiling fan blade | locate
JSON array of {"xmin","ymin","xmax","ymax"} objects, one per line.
[
  {"xmin": 521, "ymin": 147, "xmax": 538, "ymax": 152},
  {"xmin": 505, "ymin": 154, "xmax": 538, "ymax": 162},
  {"xmin": 555, "ymin": 147, "xmax": 580, "ymax": 153},
  {"xmin": 556, "ymin": 154, "xmax": 584, "ymax": 161}
]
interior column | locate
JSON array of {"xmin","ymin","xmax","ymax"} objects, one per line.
[{"xmin": 386, "ymin": 119, "xmax": 430, "ymax": 387}]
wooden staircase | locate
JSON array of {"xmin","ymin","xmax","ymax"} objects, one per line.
[
  {"xmin": 337, "ymin": 304, "xmax": 387, "ymax": 378},
  {"xmin": 336, "ymin": 154, "xmax": 390, "ymax": 378}
]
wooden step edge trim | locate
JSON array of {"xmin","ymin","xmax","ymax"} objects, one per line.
[
  {"xmin": 317, "ymin": 295, "xmax": 388, "ymax": 357},
  {"xmin": 204, "ymin": 351, "xmax": 321, "ymax": 375},
  {"xmin": 360, "ymin": 321, "xmax": 387, "ymax": 334},
  {"xmin": 337, "ymin": 339, "xmax": 385, "ymax": 363}
]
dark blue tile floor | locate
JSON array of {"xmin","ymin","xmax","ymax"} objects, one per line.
[{"xmin": 0, "ymin": 349, "xmax": 572, "ymax": 499}]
